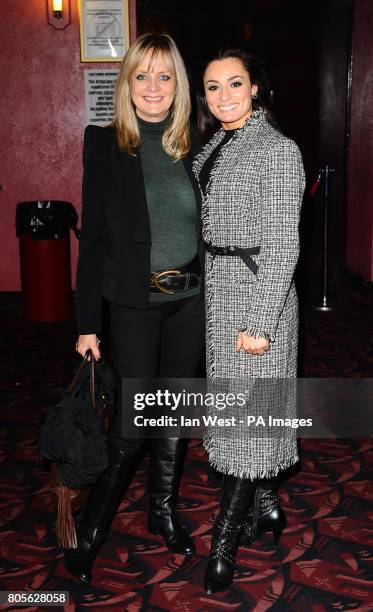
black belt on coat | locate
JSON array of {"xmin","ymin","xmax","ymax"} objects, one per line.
[
  {"xmin": 204, "ymin": 241, "xmax": 260, "ymax": 276},
  {"xmin": 149, "ymin": 255, "xmax": 201, "ymax": 294}
]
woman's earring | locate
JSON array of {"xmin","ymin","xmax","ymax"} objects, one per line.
[{"xmin": 252, "ymin": 93, "xmax": 257, "ymax": 99}]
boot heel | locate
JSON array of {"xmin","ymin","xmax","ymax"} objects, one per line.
[
  {"xmin": 272, "ymin": 524, "xmax": 284, "ymax": 545},
  {"xmin": 260, "ymin": 511, "xmax": 286, "ymax": 546},
  {"xmin": 148, "ymin": 519, "xmax": 160, "ymax": 536},
  {"xmin": 148, "ymin": 515, "xmax": 195, "ymax": 554}
]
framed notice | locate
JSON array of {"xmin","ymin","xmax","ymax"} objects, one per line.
[
  {"xmin": 78, "ymin": 0, "xmax": 129, "ymax": 62},
  {"xmin": 84, "ymin": 70, "xmax": 119, "ymax": 125}
]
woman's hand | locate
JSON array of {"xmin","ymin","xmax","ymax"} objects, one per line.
[
  {"xmin": 76, "ymin": 334, "xmax": 101, "ymax": 360},
  {"xmin": 236, "ymin": 332, "xmax": 269, "ymax": 356}
]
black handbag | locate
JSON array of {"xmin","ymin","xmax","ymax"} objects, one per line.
[{"xmin": 39, "ymin": 350, "xmax": 114, "ymax": 548}]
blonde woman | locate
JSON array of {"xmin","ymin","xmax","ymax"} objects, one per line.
[{"xmin": 64, "ymin": 34, "xmax": 204, "ymax": 583}]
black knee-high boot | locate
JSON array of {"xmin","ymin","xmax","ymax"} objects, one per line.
[
  {"xmin": 148, "ymin": 438, "xmax": 195, "ymax": 555},
  {"xmin": 240, "ymin": 477, "xmax": 286, "ymax": 547},
  {"xmin": 63, "ymin": 438, "xmax": 145, "ymax": 583},
  {"xmin": 204, "ymin": 475, "xmax": 257, "ymax": 594}
]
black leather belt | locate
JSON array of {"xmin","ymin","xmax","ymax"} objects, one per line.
[
  {"xmin": 204, "ymin": 242, "xmax": 260, "ymax": 275},
  {"xmin": 150, "ymin": 255, "xmax": 201, "ymax": 294}
]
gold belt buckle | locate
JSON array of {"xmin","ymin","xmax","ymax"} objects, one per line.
[{"xmin": 152, "ymin": 269, "xmax": 181, "ymax": 294}]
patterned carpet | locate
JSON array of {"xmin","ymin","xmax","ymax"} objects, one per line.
[{"xmin": 0, "ymin": 284, "xmax": 372, "ymax": 611}]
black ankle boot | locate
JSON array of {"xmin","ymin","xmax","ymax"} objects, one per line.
[
  {"xmin": 240, "ymin": 478, "xmax": 286, "ymax": 547},
  {"xmin": 148, "ymin": 438, "xmax": 195, "ymax": 555},
  {"xmin": 204, "ymin": 475, "xmax": 257, "ymax": 595},
  {"xmin": 63, "ymin": 439, "xmax": 145, "ymax": 583}
]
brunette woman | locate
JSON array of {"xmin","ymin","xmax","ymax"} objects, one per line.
[{"xmin": 194, "ymin": 50, "xmax": 305, "ymax": 593}]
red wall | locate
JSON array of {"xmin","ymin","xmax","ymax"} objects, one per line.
[
  {"xmin": 2, "ymin": 1, "xmax": 372, "ymax": 286},
  {"xmin": 346, "ymin": 0, "xmax": 373, "ymax": 281},
  {"xmin": 0, "ymin": 0, "xmax": 135, "ymax": 291}
]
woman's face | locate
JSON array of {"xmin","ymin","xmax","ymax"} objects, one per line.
[
  {"xmin": 204, "ymin": 57, "xmax": 258, "ymax": 129},
  {"xmin": 130, "ymin": 48, "xmax": 176, "ymax": 122}
]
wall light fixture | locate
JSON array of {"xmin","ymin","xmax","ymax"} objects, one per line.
[
  {"xmin": 53, "ymin": 0, "xmax": 63, "ymax": 19},
  {"xmin": 46, "ymin": 0, "xmax": 71, "ymax": 30}
]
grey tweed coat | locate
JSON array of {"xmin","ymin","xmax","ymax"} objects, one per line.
[{"xmin": 192, "ymin": 110, "xmax": 306, "ymax": 478}]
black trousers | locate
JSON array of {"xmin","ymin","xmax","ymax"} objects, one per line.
[{"xmin": 107, "ymin": 293, "xmax": 205, "ymax": 446}]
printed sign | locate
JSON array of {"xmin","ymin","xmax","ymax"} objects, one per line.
[
  {"xmin": 84, "ymin": 70, "xmax": 119, "ymax": 125},
  {"xmin": 79, "ymin": 0, "xmax": 129, "ymax": 62}
]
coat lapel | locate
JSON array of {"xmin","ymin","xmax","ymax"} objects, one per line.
[
  {"xmin": 119, "ymin": 149, "xmax": 151, "ymax": 243},
  {"xmin": 192, "ymin": 128, "xmax": 225, "ymax": 178}
]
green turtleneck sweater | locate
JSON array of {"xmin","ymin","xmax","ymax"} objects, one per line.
[{"xmin": 138, "ymin": 116, "xmax": 200, "ymax": 301}]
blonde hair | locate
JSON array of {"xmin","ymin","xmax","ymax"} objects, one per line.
[{"xmin": 113, "ymin": 33, "xmax": 191, "ymax": 159}]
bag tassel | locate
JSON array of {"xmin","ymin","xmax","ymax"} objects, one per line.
[{"xmin": 56, "ymin": 483, "xmax": 78, "ymax": 549}]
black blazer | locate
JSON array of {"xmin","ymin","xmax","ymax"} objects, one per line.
[{"xmin": 76, "ymin": 124, "xmax": 203, "ymax": 334}]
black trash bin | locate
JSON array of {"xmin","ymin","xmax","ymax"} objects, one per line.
[{"xmin": 16, "ymin": 201, "xmax": 79, "ymax": 322}]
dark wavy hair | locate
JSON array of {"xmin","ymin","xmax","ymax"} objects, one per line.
[{"xmin": 197, "ymin": 49, "xmax": 279, "ymax": 141}]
